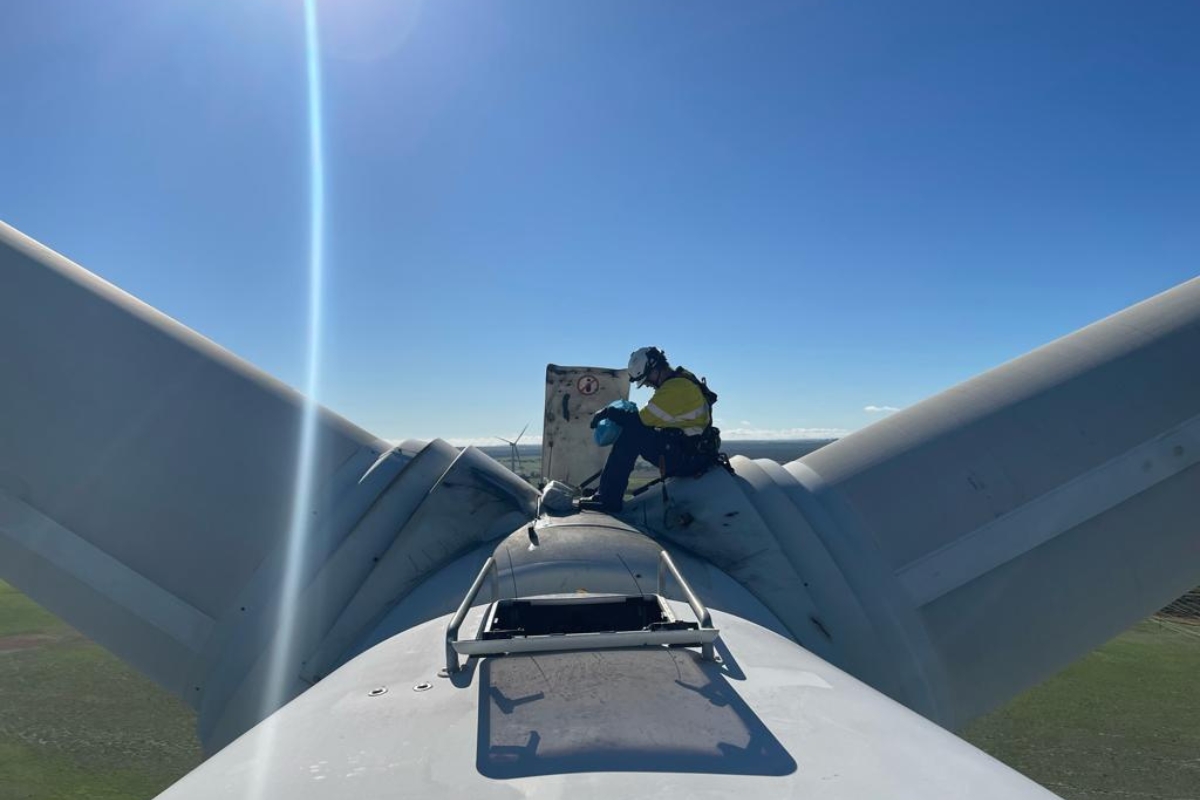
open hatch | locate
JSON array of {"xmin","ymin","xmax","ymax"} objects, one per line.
[{"xmin": 444, "ymin": 550, "xmax": 719, "ymax": 674}]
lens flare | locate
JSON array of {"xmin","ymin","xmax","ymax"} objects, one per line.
[
  {"xmin": 247, "ymin": 0, "xmax": 326, "ymax": 793},
  {"xmin": 268, "ymin": 0, "xmax": 327, "ymax": 717}
]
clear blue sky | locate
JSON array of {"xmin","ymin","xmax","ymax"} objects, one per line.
[{"xmin": 3, "ymin": 0, "xmax": 1197, "ymax": 443}]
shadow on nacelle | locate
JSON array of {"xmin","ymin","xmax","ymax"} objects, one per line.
[{"xmin": 476, "ymin": 648, "xmax": 797, "ymax": 779}]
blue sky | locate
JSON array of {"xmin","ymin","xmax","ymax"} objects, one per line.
[{"xmin": 3, "ymin": 0, "xmax": 1197, "ymax": 444}]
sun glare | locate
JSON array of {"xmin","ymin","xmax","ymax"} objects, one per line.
[{"xmin": 248, "ymin": 0, "xmax": 327, "ymax": 794}]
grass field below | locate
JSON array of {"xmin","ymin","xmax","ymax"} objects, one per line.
[
  {"xmin": 2, "ymin": 590, "xmax": 1198, "ymax": 799},
  {"xmin": 963, "ymin": 619, "xmax": 1200, "ymax": 799},
  {"xmin": 0, "ymin": 582, "xmax": 202, "ymax": 800}
]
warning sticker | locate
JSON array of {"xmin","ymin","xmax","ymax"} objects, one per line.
[{"xmin": 576, "ymin": 374, "xmax": 600, "ymax": 395}]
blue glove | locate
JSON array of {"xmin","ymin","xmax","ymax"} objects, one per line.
[
  {"xmin": 592, "ymin": 399, "xmax": 638, "ymax": 445},
  {"xmin": 605, "ymin": 407, "xmax": 638, "ymax": 426},
  {"xmin": 591, "ymin": 399, "xmax": 638, "ymax": 429},
  {"xmin": 594, "ymin": 418, "xmax": 622, "ymax": 446}
]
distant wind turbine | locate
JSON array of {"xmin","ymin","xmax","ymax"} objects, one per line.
[{"xmin": 495, "ymin": 423, "xmax": 529, "ymax": 474}]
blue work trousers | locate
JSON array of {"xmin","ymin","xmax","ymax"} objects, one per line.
[{"xmin": 596, "ymin": 423, "xmax": 687, "ymax": 509}]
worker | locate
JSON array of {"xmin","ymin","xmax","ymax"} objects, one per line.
[{"xmin": 580, "ymin": 347, "xmax": 721, "ymax": 512}]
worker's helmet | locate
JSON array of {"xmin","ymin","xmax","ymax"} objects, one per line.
[{"xmin": 628, "ymin": 346, "xmax": 667, "ymax": 388}]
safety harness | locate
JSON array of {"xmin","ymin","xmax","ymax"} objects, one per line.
[{"xmin": 661, "ymin": 367, "xmax": 733, "ymax": 476}]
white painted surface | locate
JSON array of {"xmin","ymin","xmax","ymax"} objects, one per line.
[
  {"xmin": 158, "ymin": 603, "xmax": 1058, "ymax": 800},
  {"xmin": 541, "ymin": 364, "xmax": 629, "ymax": 486},
  {"xmin": 0, "ymin": 491, "xmax": 213, "ymax": 653},
  {"xmin": 897, "ymin": 410, "xmax": 1200, "ymax": 605}
]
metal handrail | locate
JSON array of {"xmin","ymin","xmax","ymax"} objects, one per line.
[
  {"xmin": 445, "ymin": 551, "xmax": 717, "ymax": 672},
  {"xmin": 444, "ymin": 556, "xmax": 498, "ymax": 674},
  {"xmin": 657, "ymin": 550, "xmax": 716, "ymax": 661}
]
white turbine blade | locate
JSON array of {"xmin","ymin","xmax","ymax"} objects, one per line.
[
  {"xmin": 629, "ymin": 276, "xmax": 1200, "ymax": 731},
  {"xmin": 513, "ymin": 422, "xmax": 529, "ymax": 445},
  {"xmin": 199, "ymin": 442, "xmax": 536, "ymax": 750},
  {"xmin": 0, "ymin": 222, "xmax": 541, "ymax": 745},
  {"xmin": 0, "ymin": 222, "xmax": 388, "ymax": 701}
]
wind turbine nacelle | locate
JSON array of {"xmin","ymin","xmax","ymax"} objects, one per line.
[{"xmin": 2, "ymin": 220, "xmax": 1199, "ymax": 787}]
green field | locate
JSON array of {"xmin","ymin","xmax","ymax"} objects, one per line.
[
  {"xmin": 963, "ymin": 619, "xmax": 1200, "ymax": 799},
  {"xmin": 2, "ymin": 579, "xmax": 1198, "ymax": 799},
  {"xmin": 0, "ymin": 582, "xmax": 202, "ymax": 800}
]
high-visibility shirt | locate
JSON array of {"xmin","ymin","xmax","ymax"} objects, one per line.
[{"xmin": 640, "ymin": 375, "xmax": 712, "ymax": 436}]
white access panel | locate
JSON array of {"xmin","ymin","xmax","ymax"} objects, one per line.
[{"xmin": 541, "ymin": 364, "xmax": 629, "ymax": 487}]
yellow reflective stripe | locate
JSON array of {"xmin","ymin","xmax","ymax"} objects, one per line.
[
  {"xmin": 640, "ymin": 406, "xmax": 668, "ymax": 427},
  {"xmin": 642, "ymin": 406, "xmax": 710, "ymax": 435},
  {"xmin": 641, "ymin": 404, "xmax": 709, "ymax": 425},
  {"xmin": 674, "ymin": 405, "xmax": 709, "ymax": 421},
  {"xmin": 653, "ymin": 380, "xmax": 705, "ymax": 415},
  {"xmin": 641, "ymin": 378, "xmax": 712, "ymax": 433},
  {"xmin": 645, "ymin": 401, "xmax": 678, "ymax": 422}
]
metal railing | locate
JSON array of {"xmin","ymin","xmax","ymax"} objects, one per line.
[
  {"xmin": 444, "ymin": 549, "xmax": 718, "ymax": 674},
  {"xmin": 657, "ymin": 550, "xmax": 715, "ymax": 661},
  {"xmin": 443, "ymin": 556, "xmax": 499, "ymax": 675}
]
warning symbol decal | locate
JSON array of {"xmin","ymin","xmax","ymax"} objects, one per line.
[{"xmin": 576, "ymin": 374, "xmax": 600, "ymax": 395}]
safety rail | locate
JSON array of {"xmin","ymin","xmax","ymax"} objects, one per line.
[
  {"xmin": 657, "ymin": 550, "xmax": 716, "ymax": 661},
  {"xmin": 443, "ymin": 556, "xmax": 499, "ymax": 675},
  {"xmin": 444, "ymin": 550, "xmax": 718, "ymax": 675}
]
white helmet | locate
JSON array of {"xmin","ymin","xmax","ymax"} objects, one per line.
[{"xmin": 628, "ymin": 346, "xmax": 667, "ymax": 388}]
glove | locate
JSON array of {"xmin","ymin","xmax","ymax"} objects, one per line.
[
  {"xmin": 606, "ymin": 407, "xmax": 639, "ymax": 427},
  {"xmin": 590, "ymin": 408, "xmax": 612, "ymax": 429}
]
